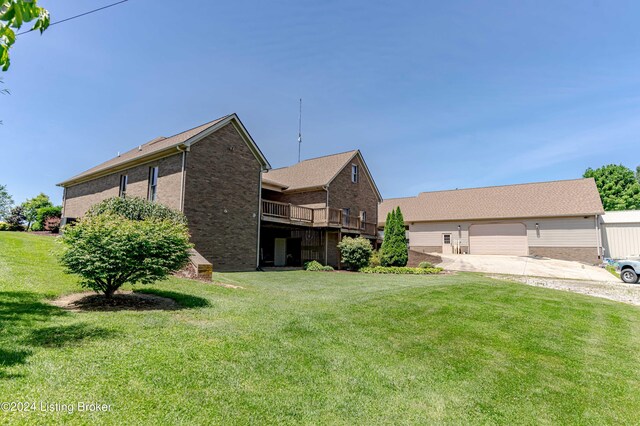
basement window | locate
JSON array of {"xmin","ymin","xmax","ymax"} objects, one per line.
[
  {"xmin": 148, "ymin": 166, "xmax": 159, "ymax": 201},
  {"xmin": 351, "ymin": 164, "xmax": 359, "ymax": 183},
  {"xmin": 119, "ymin": 174, "xmax": 128, "ymax": 198}
]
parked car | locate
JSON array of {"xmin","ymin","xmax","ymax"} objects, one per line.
[{"xmin": 618, "ymin": 259, "xmax": 640, "ymax": 284}]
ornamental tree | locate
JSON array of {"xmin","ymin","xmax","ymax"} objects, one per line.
[
  {"xmin": 5, "ymin": 204, "xmax": 24, "ymax": 230},
  {"xmin": 381, "ymin": 207, "xmax": 408, "ymax": 267},
  {"xmin": 60, "ymin": 198, "xmax": 192, "ymax": 298}
]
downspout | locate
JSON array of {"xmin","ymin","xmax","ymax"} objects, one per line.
[
  {"xmin": 595, "ymin": 214, "xmax": 602, "ymax": 259},
  {"xmin": 177, "ymin": 145, "xmax": 190, "ymax": 212},
  {"xmin": 257, "ymin": 168, "xmax": 266, "ymax": 270},
  {"xmin": 61, "ymin": 187, "xmax": 67, "ymax": 225},
  {"xmin": 324, "ymin": 185, "xmax": 329, "ymax": 264}
]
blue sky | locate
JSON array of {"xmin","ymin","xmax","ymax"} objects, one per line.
[{"xmin": 1, "ymin": 0, "xmax": 639, "ymax": 204}]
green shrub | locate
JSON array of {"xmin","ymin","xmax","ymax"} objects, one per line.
[
  {"xmin": 322, "ymin": 265, "xmax": 334, "ymax": 271},
  {"xmin": 337, "ymin": 236, "xmax": 373, "ymax": 271},
  {"xmin": 0, "ymin": 222, "xmax": 9, "ymax": 231},
  {"xmin": 30, "ymin": 221, "xmax": 43, "ymax": 231},
  {"xmin": 380, "ymin": 207, "xmax": 408, "ymax": 267},
  {"xmin": 87, "ymin": 196, "xmax": 187, "ymax": 224},
  {"xmin": 369, "ymin": 250, "xmax": 381, "ymax": 267},
  {"xmin": 304, "ymin": 260, "xmax": 324, "ymax": 271},
  {"xmin": 60, "ymin": 202, "xmax": 192, "ymax": 298},
  {"xmin": 360, "ymin": 266, "xmax": 443, "ymax": 275},
  {"xmin": 418, "ymin": 261, "xmax": 434, "ymax": 269},
  {"xmin": 36, "ymin": 205, "xmax": 62, "ymax": 229}
]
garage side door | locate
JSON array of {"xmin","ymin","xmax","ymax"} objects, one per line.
[{"xmin": 469, "ymin": 223, "xmax": 528, "ymax": 256}]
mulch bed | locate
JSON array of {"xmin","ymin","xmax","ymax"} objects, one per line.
[{"xmin": 49, "ymin": 291, "xmax": 180, "ymax": 312}]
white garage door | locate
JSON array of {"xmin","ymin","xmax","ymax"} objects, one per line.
[{"xmin": 469, "ymin": 223, "xmax": 528, "ymax": 256}]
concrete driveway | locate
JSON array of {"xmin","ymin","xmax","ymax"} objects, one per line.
[{"xmin": 437, "ymin": 254, "xmax": 616, "ymax": 282}]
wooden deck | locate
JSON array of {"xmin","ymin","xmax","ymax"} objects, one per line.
[{"xmin": 261, "ymin": 200, "xmax": 377, "ymax": 237}]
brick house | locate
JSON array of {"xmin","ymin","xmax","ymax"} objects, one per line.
[
  {"xmin": 58, "ymin": 114, "xmax": 382, "ymax": 271},
  {"xmin": 58, "ymin": 114, "xmax": 271, "ymax": 272},
  {"xmin": 260, "ymin": 150, "xmax": 382, "ymax": 268}
]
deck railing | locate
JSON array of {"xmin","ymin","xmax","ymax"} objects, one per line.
[
  {"xmin": 262, "ymin": 200, "xmax": 313, "ymax": 223},
  {"xmin": 262, "ymin": 200, "xmax": 377, "ymax": 236}
]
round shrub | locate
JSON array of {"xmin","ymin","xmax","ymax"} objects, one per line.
[
  {"xmin": 337, "ymin": 236, "xmax": 373, "ymax": 271},
  {"xmin": 60, "ymin": 198, "xmax": 192, "ymax": 298},
  {"xmin": 322, "ymin": 265, "xmax": 334, "ymax": 271},
  {"xmin": 304, "ymin": 260, "xmax": 324, "ymax": 271},
  {"xmin": 418, "ymin": 261, "xmax": 434, "ymax": 269},
  {"xmin": 0, "ymin": 222, "xmax": 9, "ymax": 231}
]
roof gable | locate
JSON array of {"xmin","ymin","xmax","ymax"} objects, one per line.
[
  {"xmin": 262, "ymin": 150, "xmax": 382, "ymax": 201},
  {"xmin": 379, "ymin": 178, "xmax": 604, "ymax": 225},
  {"xmin": 58, "ymin": 114, "xmax": 270, "ymax": 186}
]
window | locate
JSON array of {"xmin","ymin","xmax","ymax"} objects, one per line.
[
  {"xmin": 148, "ymin": 166, "xmax": 159, "ymax": 201},
  {"xmin": 351, "ymin": 164, "xmax": 359, "ymax": 183},
  {"xmin": 443, "ymin": 234, "xmax": 451, "ymax": 244},
  {"xmin": 119, "ymin": 174, "xmax": 128, "ymax": 198},
  {"xmin": 360, "ymin": 211, "xmax": 366, "ymax": 223}
]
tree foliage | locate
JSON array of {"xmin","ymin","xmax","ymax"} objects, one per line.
[
  {"xmin": 0, "ymin": 0, "xmax": 50, "ymax": 71},
  {"xmin": 5, "ymin": 205, "xmax": 24, "ymax": 230},
  {"xmin": 34, "ymin": 205, "xmax": 61, "ymax": 231},
  {"xmin": 0, "ymin": 183, "xmax": 12, "ymax": 220},
  {"xmin": 337, "ymin": 236, "xmax": 373, "ymax": 271},
  {"xmin": 380, "ymin": 207, "xmax": 408, "ymax": 267},
  {"xmin": 20, "ymin": 192, "xmax": 52, "ymax": 230},
  {"xmin": 60, "ymin": 209, "xmax": 192, "ymax": 298},
  {"xmin": 87, "ymin": 196, "xmax": 188, "ymax": 224},
  {"xmin": 584, "ymin": 164, "xmax": 640, "ymax": 211}
]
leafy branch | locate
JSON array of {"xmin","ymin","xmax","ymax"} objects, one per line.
[{"xmin": 0, "ymin": 0, "xmax": 50, "ymax": 71}]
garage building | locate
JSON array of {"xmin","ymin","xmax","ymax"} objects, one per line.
[
  {"xmin": 601, "ymin": 210, "xmax": 640, "ymax": 259},
  {"xmin": 379, "ymin": 178, "xmax": 605, "ymax": 264}
]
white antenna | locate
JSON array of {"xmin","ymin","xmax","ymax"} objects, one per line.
[{"xmin": 298, "ymin": 98, "xmax": 302, "ymax": 163}]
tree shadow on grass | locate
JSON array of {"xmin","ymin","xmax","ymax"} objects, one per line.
[
  {"xmin": 0, "ymin": 291, "xmax": 67, "ymax": 331},
  {"xmin": 0, "ymin": 291, "xmax": 115, "ymax": 379},
  {"xmin": 26, "ymin": 323, "xmax": 116, "ymax": 348},
  {"xmin": 134, "ymin": 289, "xmax": 211, "ymax": 308}
]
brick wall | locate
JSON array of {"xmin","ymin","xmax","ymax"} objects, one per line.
[
  {"xmin": 408, "ymin": 250, "xmax": 443, "ymax": 267},
  {"xmin": 529, "ymin": 247, "xmax": 599, "ymax": 264},
  {"xmin": 328, "ymin": 155, "xmax": 379, "ymax": 226},
  {"xmin": 183, "ymin": 123, "xmax": 262, "ymax": 272},
  {"xmin": 63, "ymin": 154, "xmax": 183, "ymax": 218},
  {"xmin": 263, "ymin": 188, "xmax": 327, "ymax": 207}
]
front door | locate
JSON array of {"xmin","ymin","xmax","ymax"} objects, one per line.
[
  {"xmin": 274, "ymin": 238, "xmax": 287, "ymax": 266},
  {"xmin": 442, "ymin": 233, "xmax": 452, "ymax": 254}
]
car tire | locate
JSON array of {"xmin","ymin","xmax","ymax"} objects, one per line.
[{"xmin": 621, "ymin": 269, "xmax": 639, "ymax": 284}]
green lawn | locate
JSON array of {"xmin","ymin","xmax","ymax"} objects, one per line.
[{"xmin": 1, "ymin": 232, "xmax": 640, "ymax": 425}]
